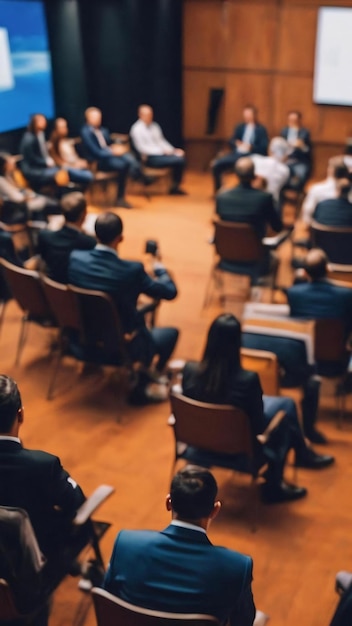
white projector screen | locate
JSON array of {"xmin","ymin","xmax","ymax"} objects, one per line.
[{"xmin": 314, "ymin": 7, "xmax": 352, "ymax": 106}]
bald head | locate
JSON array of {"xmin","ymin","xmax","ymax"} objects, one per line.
[
  {"xmin": 138, "ymin": 105, "xmax": 153, "ymax": 125},
  {"xmin": 235, "ymin": 157, "xmax": 255, "ymax": 184},
  {"xmin": 305, "ymin": 248, "xmax": 328, "ymax": 281}
]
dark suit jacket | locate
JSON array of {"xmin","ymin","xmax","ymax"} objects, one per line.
[
  {"xmin": 0, "ymin": 440, "xmax": 85, "ymax": 555},
  {"xmin": 280, "ymin": 126, "xmax": 312, "ymax": 164},
  {"xmin": 103, "ymin": 524, "xmax": 255, "ymax": 626},
  {"xmin": 216, "ymin": 183, "xmax": 282, "ymax": 239},
  {"xmin": 182, "ymin": 361, "xmax": 266, "ymax": 436},
  {"xmin": 313, "ymin": 197, "xmax": 352, "ymax": 227},
  {"xmin": 230, "ymin": 123, "xmax": 268, "ymax": 156},
  {"xmin": 19, "ymin": 131, "xmax": 48, "ymax": 179},
  {"xmin": 330, "ymin": 584, "xmax": 352, "ymax": 626},
  {"xmin": 287, "ymin": 279, "xmax": 352, "ymax": 330},
  {"xmin": 68, "ymin": 247, "xmax": 177, "ymax": 331},
  {"xmin": 38, "ymin": 224, "xmax": 96, "ymax": 284},
  {"xmin": 80, "ymin": 124, "xmax": 113, "ymax": 161}
]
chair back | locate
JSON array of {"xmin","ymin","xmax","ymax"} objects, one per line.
[
  {"xmin": 313, "ymin": 318, "xmax": 347, "ymax": 363},
  {"xmin": 92, "ymin": 587, "xmax": 219, "ymax": 626},
  {"xmin": 213, "ymin": 220, "xmax": 264, "ymax": 263},
  {"xmin": 0, "ymin": 258, "xmax": 53, "ymax": 319},
  {"xmin": 41, "ymin": 275, "xmax": 80, "ymax": 330},
  {"xmin": 169, "ymin": 391, "xmax": 253, "ymax": 457},
  {"xmin": 68, "ymin": 285, "xmax": 129, "ymax": 362},
  {"xmin": 240, "ymin": 347, "xmax": 280, "ymax": 396},
  {"xmin": 311, "ymin": 221, "xmax": 352, "ymax": 265}
]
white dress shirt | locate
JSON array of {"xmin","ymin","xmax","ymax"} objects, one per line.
[
  {"xmin": 37, "ymin": 131, "xmax": 55, "ymax": 167},
  {"xmin": 240, "ymin": 123, "xmax": 255, "ymax": 148},
  {"xmin": 0, "ymin": 435, "xmax": 21, "ymax": 443},
  {"xmin": 130, "ymin": 119, "xmax": 174, "ymax": 156},
  {"xmin": 251, "ymin": 154, "xmax": 290, "ymax": 202},
  {"xmin": 301, "ymin": 177, "xmax": 337, "ymax": 224},
  {"xmin": 170, "ymin": 519, "xmax": 207, "ymax": 535}
]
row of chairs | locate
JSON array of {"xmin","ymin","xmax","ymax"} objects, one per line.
[{"xmin": 0, "ymin": 258, "xmax": 137, "ymax": 400}]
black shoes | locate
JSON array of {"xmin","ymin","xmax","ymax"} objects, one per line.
[
  {"xmin": 305, "ymin": 428, "xmax": 328, "ymax": 445},
  {"xmin": 295, "ymin": 447, "xmax": 335, "ymax": 469},
  {"xmin": 116, "ymin": 198, "xmax": 133, "ymax": 208},
  {"xmin": 261, "ymin": 480, "xmax": 307, "ymax": 504},
  {"xmin": 169, "ymin": 187, "xmax": 187, "ymax": 195}
]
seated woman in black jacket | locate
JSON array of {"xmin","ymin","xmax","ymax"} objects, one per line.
[{"xmin": 182, "ymin": 314, "xmax": 334, "ymax": 504}]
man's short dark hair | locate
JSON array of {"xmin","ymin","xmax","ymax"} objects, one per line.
[
  {"xmin": 170, "ymin": 467, "xmax": 218, "ymax": 520},
  {"xmin": 60, "ymin": 192, "xmax": 87, "ymax": 223},
  {"xmin": 0, "ymin": 376, "xmax": 22, "ymax": 433},
  {"xmin": 95, "ymin": 212, "xmax": 123, "ymax": 245}
]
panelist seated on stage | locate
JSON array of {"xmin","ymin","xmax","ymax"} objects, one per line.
[
  {"xmin": 129, "ymin": 104, "xmax": 186, "ymax": 195},
  {"xmin": 37, "ymin": 192, "xmax": 96, "ymax": 284},
  {"xmin": 81, "ymin": 107, "xmax": 139, "ymax": 209},
  {"xmin": 280, "ymin": 110, "xmax": 312, "ymax": 191},
  {"xmin": 103, "ymin": 466, "xmax": 256, "ymax": 626},
  {"xmin": 49, "ymin": 118, "xmax": 94, "ymax": 186},
  {"xmin": 251, "ymin": 137, "xmax": 291, "ymax": 207},
  {"xmin": 0, "ymin": 375, "xmax": 94, "ymax": 622},
  {"xmin": 68, "ymin": 212, "xmax": 179, "ymax": 401},
  {"xmin": 19, "ymin": 114, "xmax": 61, "ymax": 189},
  {"xmin": 313, "ymin": 177, "xmax": 352, "ymax": 228},
  {"xmin": 212, "ymin": 104, "xmax": 269, "ymax": 193},
  {"xmin": 0, "ymin": 152, "xmax": 60, "ymax": 222},
  {"xmin": 182, "ymin": 314, "xmax": 333, "ymax": 505}
]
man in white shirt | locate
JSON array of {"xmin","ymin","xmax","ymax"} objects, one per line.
[
  {"xmin": 301, "ymin": 156, "xmax": 349, "ymax": 225},
  {"xmin": 130, "ymin": 105, "xmax": 186, "ymax": 195},
  {"xmin": 251, "ymin": 137, "xmax": 291, "ymax": 207}
]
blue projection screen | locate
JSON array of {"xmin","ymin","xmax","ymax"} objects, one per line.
[{"xmin": 0, "ymin": 0, "xmax": 55, "ymax": 133}]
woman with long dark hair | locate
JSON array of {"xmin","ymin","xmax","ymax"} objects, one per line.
[
  {"xmin": 182, "ymin": 314, "xmax": 334, "ymax": 504},
  {"xmin": 49, "ymin": 118, "xmax": 93, "ymax": 186}
]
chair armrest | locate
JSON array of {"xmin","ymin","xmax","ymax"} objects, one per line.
[
  {"xmin": 257, "ymin": 410, "xmax": 286, "ymax": 445},
  {"xmin": 73, "ymin": 485, "xmax": 115, "ymax": 526},
  {"xmin": 262, "ymin": 229, "xmax": 290, "ymax": 249},
  {"xmin": 243, "ymin": 303, "xmax": 290, "ymax": 319},
  {"xmin": 137, "ymin": 299, "xmax": 160, "ymax": 316},
  {"xmin": 27, "ymin": 221, "xmax": 48, "ymax": 230},
  {"xmin": 253, "ymin": 610, "xmax": 270, "ymax": 626}
]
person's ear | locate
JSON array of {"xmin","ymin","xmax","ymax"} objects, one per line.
[
  {"xmin": 17, "ymin": 407, "xmax": 24, "ymax": 425},
  {"xmin": 165, "ymin": 494, "xmax": 172, "ymax": 512},
  {"xmin": 209, "ymin": 500, "xmax": 221, "ymax": 520}
]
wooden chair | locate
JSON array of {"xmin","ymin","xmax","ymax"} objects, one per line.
[
  {"xmin": 327, "ymin": 263, "xmax": 352, "ymax": 284},
  {"xmin": 203, "ymin": 220, "xmax": 288, "ymax": 307},
  {"xmin": 92, "ymin": 588, "xmax": 269, "ymax": 626},
  {"xmin": 0, "ymin": 259, "xmax": 56, "ymax": 365},
  {"xmin": 92, "ymin": 589, "xmax": 220, "ymax": 626},
  {"xmin": 169, "ymin": 390, "xmax": 285, "ymax": 529},
  {"xmin": 311, "ymin": 220, "xmax": 352, "ymax": 265},
  {"xmin": 241, "ymin": 347, "xmax": 280, "ymax": 396}
]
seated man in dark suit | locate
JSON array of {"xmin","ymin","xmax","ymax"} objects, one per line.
[
  {"xmin": 81, "ymin": 107, "xmax": 137, "ymax": 209},
  {"xmin": 280, "ymin": 110, "xmax": 312, "ymax": 191},
  {"xmin": 103, "ymin": 466, "xmax": 256, "ymax": 626},
  {"xmin": 37, "ymin": 192, "xmax": 96, "ymax": 283},
  {"xmin": 19, "ymin": 113, "xmax": 60, "ymax": 189},
  {"xmin": 68, "ymin": 212, "xmax": 179, "ymax": 399},
  {"xmin": 212, "ymin": 105, "xmax": 269, "ymax": 192},
  {"xmin": 313, "ymin": 177, "xmax": 352, "ymax": 227},
  {"xmin": 216, "ymin": 156, "xmax": 283, "ymax": 237},
  {"xmin": 287, "ymin": 248, "xmax": 352, "ymax": 328},
  {"xmin": 0, "ymin": 375, "xmax": 93, "ymax": 614}
]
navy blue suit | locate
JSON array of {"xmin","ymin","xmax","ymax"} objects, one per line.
[
  {"xmin": 280, "ymin": 126, "xmax": 312, "ymax": 190},
  {"xmin": 287, "ymin": 279, "xmax": 352, "ymax": 331},
  {"xmin": 38, "ymin": 225, "xmax": 96, "ymax": 284},
  {"xmin": 313, "ymin": 197, "xmax": 352, "ymax": 227},
  {"xmin": 19, "ymin": 132, "xmax": 59, "ymax": 188},
  {"xmin": 68, "ymin": 247, "xmax": 178, "ymax": 369},
  {"xmin": 212, "ymin": 123, "xmax": 269, "ymax": 191},
  {"xmin": 103, "ymin": 524, "xmax": 255, "ymax": 626},
  {"xmin": 80, "ymin": 124, "xmax": 132, "ymax": 199}
]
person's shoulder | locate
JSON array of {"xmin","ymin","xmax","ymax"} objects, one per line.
[
  {"xmin": 183, "ymin": 360, "xmax": 200, "ymax": 378},
  {"xmin": 115, "ymin": 528, "xmax": 160, "ymax": 548},
  {"xmin": 18, "ymin": 446, "xmax": 59, "ymax": 467},
  {"xmin": 212, "ymin": 543, "xmax": 253, "ymax": 570},
  {"xmin": 237, "ymin": 368, "xmax": 260, "ymax": 389},
  {"xmin": 70, "ymin": 247, "xmax": 94, "ymax": 263}
]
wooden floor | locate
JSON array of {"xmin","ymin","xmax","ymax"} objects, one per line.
[{"xmin": 2, "ymin": 172, "xmax": 352, "ymax": 626}]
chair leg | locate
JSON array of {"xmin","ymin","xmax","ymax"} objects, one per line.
[
  {"xmin": 47, "ymin": 350, "xmax": 63, "ymax": 400},
  {"xmin": 0, "ymin": 301, "xmax": 7, "ymax": 338},
  {"xmin": 250, "ymin": 476, "xmax": 259, "ymax": 533},
  {"xmin": 15, "ymin": 316, "xmax": 28, "ymax": 366},
  {"xmin": 337, "ymin": 389, "xmax": 346, "ymax": 430},
  {"xmin": 202, "ymin": 269, "xmax": 215, "ymax": 309}
]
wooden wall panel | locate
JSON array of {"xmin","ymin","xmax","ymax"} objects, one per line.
[
  {"xmin": 225, "ymin": 3, "xmax": 278, "ymax": 70},
  {"xmin": 183, "ymin": 70, "xmax": 226, "ymax": 138},
  {"xmin": 183, "ymin": 0, "xmax": 352, "ymax": 174},
  {"xmin": 276, "ymin": 7, "xmax": 317, "ymax": 73}
]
